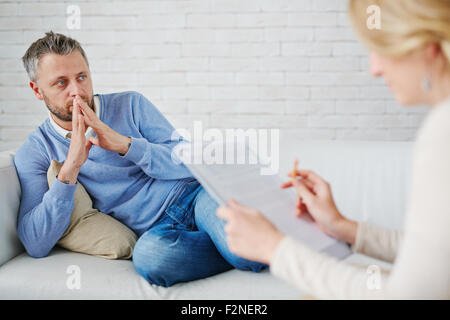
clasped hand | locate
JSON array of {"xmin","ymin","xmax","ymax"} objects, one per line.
[{"xmin": 64, "ymin": 95, "xmax": 131, "ymax": 171}]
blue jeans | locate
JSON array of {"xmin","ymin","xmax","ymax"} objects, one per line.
[{"xmin": 132, "ymin": 180, "xmax": 267, "ymax": 287}]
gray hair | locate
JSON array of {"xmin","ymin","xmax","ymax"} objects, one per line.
[{"xmin": 22, "ymin": 31, "xmax": 89, "ymax": 82}]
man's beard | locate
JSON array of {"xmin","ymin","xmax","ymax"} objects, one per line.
[{"xmin": 43, "ymin": 92, "xmax": 94, "ymax": 122}]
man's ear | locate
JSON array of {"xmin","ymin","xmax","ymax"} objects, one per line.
[{"xmin": 29, "ymin": 81, "xmax": 44, "ymax": 100}]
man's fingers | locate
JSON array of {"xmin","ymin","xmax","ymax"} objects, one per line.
[
  {"xmin": 89, "ymin": 136, "xmax": 99, "ymax": 146},
  {"xmin": 72, "ymin": 98, "xmax": 79, "ymax": 133},
  {"xmin": 76, "ymin": 96, "xmax": 97, "ymax": 123},
  {"xmin": 85, "ymin": 139, "xmax": 93, "ymax": 153}
]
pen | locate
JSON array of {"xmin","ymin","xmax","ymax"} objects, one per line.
[{"xmin": 292, "ymin": 158, "xmax": 298, "ymax": 178}]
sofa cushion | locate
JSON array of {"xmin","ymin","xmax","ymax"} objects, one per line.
[
  {"xmin": 0, "ymin": 247, "xmax": 304, "ymax": 299},
  {"xmin": 0, "ymin": 246, "xmax": 392, "ymax": 299},
  {"xmin": 47, "ymin": 160, "xmax": 137, "ymax": 260}
]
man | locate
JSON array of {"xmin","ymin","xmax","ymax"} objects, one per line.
[{"xmin": 14, "ymin": 31, "xmax": 265, "ymax": 287}]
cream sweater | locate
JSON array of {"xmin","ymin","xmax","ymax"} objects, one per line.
[{"xmin": 270, "ymin": 98, "xmax": 450, "ymax": 299}]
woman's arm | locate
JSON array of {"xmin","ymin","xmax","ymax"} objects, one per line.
[{"xmin": 351, "ymin": 221, "xmax": 402, "ymax": 263}]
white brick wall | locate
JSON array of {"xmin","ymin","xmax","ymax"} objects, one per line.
[{"xmin": 0, "ymin": 0, "xmax": 429, "ymax": 152}]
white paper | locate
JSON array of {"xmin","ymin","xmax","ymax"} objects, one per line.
[{"xmin": 182, "ymin": 140, "xmax": 352, "ymax": 259}]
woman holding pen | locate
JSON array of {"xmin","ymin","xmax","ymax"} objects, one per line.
[{"xmin": 217, "ymin": 0, "xmax": 450, "ymax": 299}]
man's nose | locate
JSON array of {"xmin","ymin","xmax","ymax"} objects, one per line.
[{"xmin": 68, "ymin": 80, "xmax": 84, "ymax": 98}]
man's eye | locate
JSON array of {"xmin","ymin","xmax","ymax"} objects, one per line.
[
  {"xmin": 79, "ymin": 75, "xmax": 86, "ymax": 81},
  {"xmin": 57, "ymin": 80, "xmax": 65, "ymax": 86}
]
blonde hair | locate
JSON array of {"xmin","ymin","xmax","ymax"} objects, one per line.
[{"xmin": 348, "ymin": 0, "xmax": 450, "ymax": 65}]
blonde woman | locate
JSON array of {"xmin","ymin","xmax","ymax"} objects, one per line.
[{"xmin": 217, "ymin": 0, "xmax": 450, "ymax": 299}]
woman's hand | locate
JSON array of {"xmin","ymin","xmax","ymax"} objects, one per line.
[
  {"xmin": 281, "ymin": 169, "xmax": 357, "ymax": 245},
  {"xmin": 216, "ymin": 199, "xmax": 285, "ymax": 265}
]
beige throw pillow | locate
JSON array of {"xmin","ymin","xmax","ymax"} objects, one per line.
[{"xmin": 47, "ymin": 160, "xmax": 137, "ymax": 259}]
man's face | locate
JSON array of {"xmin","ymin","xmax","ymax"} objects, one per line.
[{"xmin": 33, "ymin": 50, "xmax": 94, "ymax": 122}]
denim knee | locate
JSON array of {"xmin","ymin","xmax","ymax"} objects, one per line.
[{"xmin": 132, "ymin": 236, "xmax": 177, "ymax": 287}]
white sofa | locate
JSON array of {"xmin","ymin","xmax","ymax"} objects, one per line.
[{"xmin": 0, "ymin": 134, "xmax": 413, "ymax": 299}]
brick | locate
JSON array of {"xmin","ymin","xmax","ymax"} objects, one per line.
[
  {"xmin": 311, "ymin": 87, "xmax": 359, "ymax": 100},
  {"xmin": 236, "ymin": 72, "xmax": 284, "ymax": 85},
  {"xmin": 186, "ymin": 72, "xmax": 234, "ymax": 85},
  {"xmin": 231, "ymin": 43, "xmax": 279, "ymax": 57},
  {"xmin": 160, "ymin": 58, "xmax": 209, "ymax": 71},
  {"xmin": 236, "ymin": 13, "xmax": 288, "ymax": 27},
  {"xmin": 0, "ymin": 17, "xmax": 41, "ymax": 30},
  {"xmin": 260, "ymin": 57, "xmax": 310, "ymax": 71},
  {"xmin": 162, "ymin": 86, "xmax": 210, "ymax": 100},
  {"xmin": 332, "ymin": 42, "xmax": 367, "ymax": 56},
  {"xmin": 211, "ymin": 0, "xmax": 261, "ymax": 12},
  {"xmin": 18, "ymin": 3, "xmax": 66, "ymax": 16},
  {"xmin": 136, "ymin": 14, "xmax": 185, "ymax": 29},
  {"xmin": 182, "ymin": 44, "xmax": 230, "ymax": 57},
  {"xmin": 311, "ymin": 0, "xmax": 349, "ymax": 12},
  {"xmin": 260, "ymin": 0, "xmax": 312, "ymax": 12},
  {"xmin": 309, "ymin": 115, "xmax": 356, "ymax": 128},
  {"xmin": 210, "ymin": 58, "xmax": 260, "ymax": 71},
  {"xmin": 166, "ymin": 29, "xmax": 215, "ymax": 43},
  {"xmin": 0, "ymin": 72, "xmax": 29, "ymax": 86},
  {"xmin": 310, "ymin": 57, "xmax": 360, "ymax": 71},
  {"xmin": 336, "ymin": 101, "xmax": 386, "ymax": 114},
  {"xmin": 288, "ymin": 13, "xmax": 337, "ymax": 26},
  {"xmin": 264, "ymin": 28, "xmax": 314, "ymax": 42},
  {"xmin": 315, "ymin": 27, "xmax": 357, "ymax": 41},
  {"xmin": 282, "ymin": 43, "xmax": 332, "ymax": 56},
  {"xmin": 186, "ymin": 14, "xmax": 236, "ymax": 28},
  {"xmin": 187, "ymin": 100, "xmax": 233, "ymax": 114},
  {"xmin": 259, "ymin": 86, "xmax": 309, "ymax": 100},
  {"xmin": 286, "ymin": 101, "xmax": 335, "ymax": 115},
  {"xmin": 0, "ymin": 31, "xmax": 23, "ymax": 44},
  {"xmin": 214, "ymin": 29, "xmax": 264, "ymax": 43},
  {"xmin": 211, "ymin": 86, "xmax": 259, "ymax": 100},
  {"xmin": 0, "ymin": 3, "xmax": 18, "ymax": 16},
  {"xmin": 137, "ymin": 73, "xmax": 185, "ymax": 86}
]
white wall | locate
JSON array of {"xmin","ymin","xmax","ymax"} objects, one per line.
[{"xmin": 0, "ymin": 0, "xmax": 428, "ymax": 151}]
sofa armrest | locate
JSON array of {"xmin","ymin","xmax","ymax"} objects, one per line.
[{"xmin": 0, "ymin": 150, "xmax": 24, "ymax": 266}]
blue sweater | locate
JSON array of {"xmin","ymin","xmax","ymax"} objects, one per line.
[{"xmin": 14, "ymin": 91, "xmax": 195, "ymax": 258}]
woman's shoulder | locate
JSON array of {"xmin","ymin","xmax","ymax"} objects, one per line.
[{"xmin": 416, "ymin": 97, "xmax": 450, "ymax": 145}]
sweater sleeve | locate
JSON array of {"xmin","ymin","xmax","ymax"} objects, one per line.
[
  {"xmin": 14, "ymin": 140, "xmax": 76, "ymax": 258},
  {"xmin": 270, "ymin": 236, "xmax": 390, "ymax": 299},
  {"xmin": 270, "ymin": 102, "xmax": 450, "ymax": 300},
  {"xmin": 121, "ymin": 92, "xmax": 194, "ymax": 180},
  {"xmin": 351, "ymin": 221, "xmax": 403, "ymax": 263}
]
